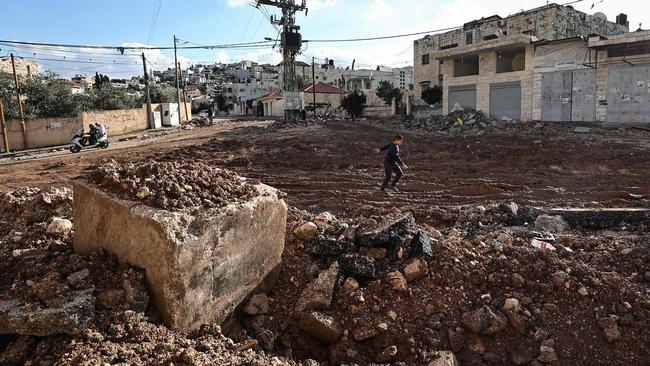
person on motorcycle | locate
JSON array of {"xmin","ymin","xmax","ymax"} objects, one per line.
[
  {"xmin": 88, "ymin": 124, "xmax": 98, "ymax": 145},
  {"xmin": 95, "ymin": 123, "xmax": 107, "ymax": 139}
]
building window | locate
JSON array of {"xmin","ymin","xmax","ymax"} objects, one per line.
[
  {"xmin": 496, "ymin": 47, "xmax": 526, "ymax": 73},
  {"xmin": 453, "ymin": 55, "xmax": 479, "ymax": 77},
  {"xmin": 422, "ymin": 54, "xmax": 430, "ymax": 65},
  {"xmin": 607, "ymin": 41, "xmax": 650, "ymax": 57},
  {"xmin": 466, "ymin": 32, "xmax": 473, "ymax": 45}
]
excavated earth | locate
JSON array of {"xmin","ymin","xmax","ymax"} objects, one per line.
[{"xmin": 0, "ymin": 119, "xmax": 649, "ymax": 365}]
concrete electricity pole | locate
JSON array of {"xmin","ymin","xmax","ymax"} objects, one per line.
[
  {"xmin": 10, "ymin": 54, "xmax": 27, "ymax": 149},
  {"xmin": 255, "ymin": 0, "xmax": 308, "ymax": 122},
  {"xmin": 312, "ymin": 57, "xmax": 316, "ymax": 117},
  {"xmin": 142, "ymin": 53, "xmax": 153, "ymax": 129},
  {"xmin": 178, "ymin": 63, "xmax": 190, "ymax": 121},
  {"xmin": 173, "ymin": 35, "xmax": 182, "ymax": 123}
]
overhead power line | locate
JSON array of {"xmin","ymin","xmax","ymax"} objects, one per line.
[
  {"xmin": 146, "ymin": 0, "xmax": 163, "ymax": 45},
  {"xmin": 303, "ymin": 26, "xmax": 463, "ymax": 43},
  {"xmin": 0, "ymin": 39, "xmax": 274, "ymax": 50}
]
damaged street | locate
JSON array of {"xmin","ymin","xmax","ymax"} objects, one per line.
[{"xmin": 0, "ymin": 118, "xmax": 649, "ymax": 365}]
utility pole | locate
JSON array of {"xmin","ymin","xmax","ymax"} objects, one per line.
[
  {"xmin": 256, "ymin": 0, "xmax": 308, "ymax": 122},
  {"xmin": 142, "ymin": 53, "xmax": 153, "ymax": 129},
  {"xmin": 10, "ymin": 54, "xmax": 27, "ymax": 149},
  {"xmin": 311, "ymin": 57, "xmax": 316, "ymax": 117},
  {"xmin": 0, "ymin": 100, "xmax": 9, "ymax": 153},
  {"xmin": 178, "ymin": 63, "xmax": 190, "ymax": 121},
  {"xmin": 26, "ymin": 65, "xmax": 31, "ymax": 79},
  {"xmin": 173, "ymin": 35, "xmax": 182, "ymax": 124}
]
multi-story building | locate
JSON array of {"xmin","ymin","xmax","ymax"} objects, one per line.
[{"xmin": 413, "ymin": 3, "xmax": 629, "ymax": 121}]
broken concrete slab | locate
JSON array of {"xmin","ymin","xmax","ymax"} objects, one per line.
[
  {"xmin": 295, "ymin": 262, "xmax": 338, "ymax": 312},
  {"xmin": 549, "ymin": 208, "xmax": 650, "ymax": 229},
  {"xmin": 73, "ymin": 181, "xmax": 287, "ymax": 331},
  {"xmin": 0, "ymin": 290, "xmax": 94, "ymax": 336},
  {"xmin": 356, "ymin": 212, "xmax": 415, "ymax": 248},
  {"xmin": 339, "ymin": 254, "xmax": 377, "ymax": 279}
]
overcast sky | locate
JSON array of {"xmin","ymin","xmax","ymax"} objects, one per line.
[{"xmin": 1, "ymin": 0, "xmax": 648, "ymax": 78}]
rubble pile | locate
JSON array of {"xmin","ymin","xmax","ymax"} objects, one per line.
[
  {"xmin": 85, "ymin": 159, "xmax": 258, "ymax": 211},
  {"xmin": 233, "ymin": 206, "xmax": 650, "ymax": 365},
  {"xmin": 379, "ymin": 109, "xmax": 549, "ymax": 136},
  {"xmin": 186, "ymin": 116, "xmax": 214, "ymax": 128},
  {"xmin": 0, "ymin": 186, "xmax": 297, "ymax": 366},
  {"xmin": 1, "ymin": 184, "xmax": 649, "ymax": 365}
]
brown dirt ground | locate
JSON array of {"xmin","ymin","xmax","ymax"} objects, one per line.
[
  {"xmin": 0, "ymin": 119, "xmax": 649, "ymax": 365},
  {"xmin": 2, "ymin": 120, "xmax": 649, "ymax": 218}
]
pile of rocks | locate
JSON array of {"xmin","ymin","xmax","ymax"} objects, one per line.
[
  {"xmin": 235, "ymin": 204, "xmax": 650, "ymax": 365},
  {"xmin": 402, "ymin": 110, "xmax": 494, "ymax": 133},
  {"xmin": 186, "ymin": 116, "xmax": 214, "ymax": 128},
  {"xmin": 85, "ymin": 159, "xmax": 258, "ymax": 211}
]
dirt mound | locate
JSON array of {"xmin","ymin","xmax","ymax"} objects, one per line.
[{"xmin": 85, "ymin": 159, "xmax": 258, "ymax": 211}]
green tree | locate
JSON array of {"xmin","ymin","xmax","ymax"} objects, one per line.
[
  {"xmin": 215, "ymin": 94, "xmax": 227, "ymax": 112},
  {"xmin": 148, "ymin": 83, "xmax": 177, "ymax": 104},
  {"xmin": 376, "ymin": 80, "xmax": 402, "ymax": 106},
  {"xmin": 296, "ymin": 75, "xmax": 307, "ymax": 90},
  {"xmin": 92, "ymin": 84, "xmax": 140, "ymax": 111},
  {"xmin": 21, "ymin": 73, "xmax": 78, "ymax": 118},
  {"xmin": 421, "ymin": 85, "xmax": 443, "ymax": 105},
  {"xmin": 341, "ymin": 91, "xmax": 366, "ymax": 120}
]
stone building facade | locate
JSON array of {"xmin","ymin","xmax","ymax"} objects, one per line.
[{"xmin": 413, "ymin": 3, "xmax": 628, "ymax": 99}]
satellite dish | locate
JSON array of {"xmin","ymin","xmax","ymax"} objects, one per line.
[{"xmin": 593, "ymin": 12, "xmax": 607, "ymax": 22}]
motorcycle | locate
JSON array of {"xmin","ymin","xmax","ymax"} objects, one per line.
[{"xmin": 69, "ymin": 130, "xmax": 109, "ymax": 153}]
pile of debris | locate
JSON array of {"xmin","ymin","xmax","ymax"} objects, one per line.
[
  {"xmin": 386, "ymin": 109, "xmax": 546, "ymax": 136},
  {"xmin": 185, "ymin": 116, "xmax": 214, "ymax": 128},
  {"xmin": 234, "ymin": 205, "xmax": 650, "ymax": 365},
  {"xmin": 0, "ymin": 186, "xmax": 299, "ymax": 366},
  {"xmin": 85, "ymin": 159, "xmax": 258, "ymax": 211},
  {"xmin": 1, "ymin": 183, "xmax": 649, "ymax": 365}
]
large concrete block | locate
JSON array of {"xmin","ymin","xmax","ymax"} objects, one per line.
[{"xmin": 73, "ymin": 181, "xmax": 287, "ymax": 331}]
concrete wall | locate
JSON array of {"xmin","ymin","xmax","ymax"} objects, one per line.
[
  {"xmin": 1, "ymin": 102, "xmax": 193, "ymax": 151},
  {"xmin": 80, "ymin": 108, "xmax": 146, "ymax": 137},
  {"xmin": 363, "ymin": 106, "xmax": 393, "ymax": 118},
  {"xmin": 1, "ymin": 116, "xmax": 81, "ymax": 151},
  {"xmin": 441, "ymin": 44, "xmax": 535, "ymax": 121}
]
